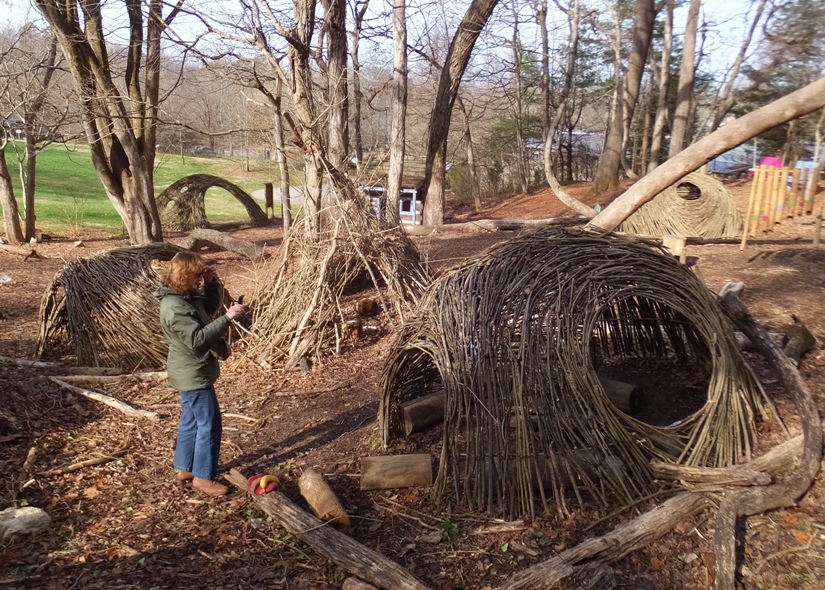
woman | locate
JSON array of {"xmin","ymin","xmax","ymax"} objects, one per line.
[{"xmin": 154, "ymin": 252, "xmax": 245, "ymax": 496}]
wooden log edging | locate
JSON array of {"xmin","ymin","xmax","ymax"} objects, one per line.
[{"xmin": 225, "ymin": 469, "xmax": 430, "ymax": 590}]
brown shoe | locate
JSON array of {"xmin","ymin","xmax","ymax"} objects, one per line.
[
  {"xmin": 176, "ymin": 470, "xmax": 194, "ymax": 482},
  {"xmin": 193, "ymin": 477, "xmax": 228, "ymax": 496}
]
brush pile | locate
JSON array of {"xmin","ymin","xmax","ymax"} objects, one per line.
[
  {"xmin": 617, "ymin": 173, "xmax": 743, "ymax": 238},
  {"xmin": 379, "ymin": 226, "xmax": 769, "ymax": 518},
  {"xmin": 245, "ymin": 188, "xmax": 430, "ymax": 369}
]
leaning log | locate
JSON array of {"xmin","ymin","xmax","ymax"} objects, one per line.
[
  {"xmin": 360, "ymin": 455, "xmax": 433, "ymax": 490},
  {"xmin": 225, "ymin": 469, "xmax": 430, "ymax": 590},
  {"xmin": 183, "ymin": 228, "xmax": 267, "ymax": 261},
  {"xmin": 714, "ymin": 283, "xmax": 822, "ymax": 590}
]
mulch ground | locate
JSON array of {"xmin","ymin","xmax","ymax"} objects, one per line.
[{"xmin": 2, "ymin": 177, "xmax": 825, "ymax": 589}]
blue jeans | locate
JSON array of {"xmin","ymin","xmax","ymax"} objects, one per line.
[{"xmin": 173, "ymin": 386, "xmax": 222, "ymax": 480}]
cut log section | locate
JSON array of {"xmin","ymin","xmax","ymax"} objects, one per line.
[
  {"xmin": 298, "ymin": 467, "xmax": 350, "ymax": 528},
  {"xmin": 360, "ymin": 454, "xmax": 433, "ymax": 491},
  {"xmin": 597, "ymin": 377, "xmax": 644, "ymax": 414},
  {"xmin": 401, "ymin": 391, "xmax": 445, "ymax": 435}
]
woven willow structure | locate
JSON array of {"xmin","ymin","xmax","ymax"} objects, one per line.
[
  {"xmin": 617, "ymin": 173, "xmax": 743, "ymax": 238},
  {"xmin": 379, "ymin": 226, "xmax": 768, "ymax": 518},
  {"xmin": 157, "ymin": 174, "xmax": 269, "ymax": 231},
  {"xmin": 37, "ymin": 243, "xmax": 186, "ymax": 368},
  {"xmin": 246, "ymin": 187, "xmax": 430, "ymax": 368}
]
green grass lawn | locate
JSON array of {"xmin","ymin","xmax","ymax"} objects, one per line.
[{"xmin": 6, "ymin": 143, "xmax": 292, "ymax": 236}]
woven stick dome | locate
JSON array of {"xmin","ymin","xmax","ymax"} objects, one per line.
[
  {"xmin": 379, "ymin": 226, "xmax": 768, "ymax": 518},
  {"xmin": 617, "ymin": 173, "xmax": 743, "ymax": 238},
  {"xmin": 37, "ymin": 243, "xmax": 186, "ymax": 368},
  {"xmin": 157, "ymin": 174, "xmax": 269, "ymax": 231}
]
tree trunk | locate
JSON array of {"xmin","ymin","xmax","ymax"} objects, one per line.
[
  {"xmin": 539, "ymin": 0, "xmax": 594, "ymax": 216},
  {"xmin": 458, "ymin": 98, "xmax": 482, "ymax": 212},
  {"xmin": 272, "ymin": 80, "xmax": 292, "ymax": 234},
  {"xmin": 668, "ymin": 0, "xmax": 700, "ymax": 157},
  {"xmin": 34, "ymin": 0, "xmax": 168, "ymax": 245},
  {"xmin": 0, "ymin": 145, "xmax": 25, "ymax": 244},
  {"xmin": 322, "ymin": 0, "xmax": 349, "ymax": 171},
  {"xmin": 587, "ymin": 76, "xmax": 825, "ymax": 232},
  {"xmin": 648, "ymin": 0, "xmax": 673, "ymax": 171},
  {"xmin": 593, "ymin": 87, "xmax": 624, "ymax": 194},
  {"xmin": 387, "ymin": 0, "xmax": 407, "ymax": 225},
  {"xmin": 23, "ymin": 129, "xmax": 37, "ymax": 240},
  {"xmin": 421, "ymin": 0, "xmax": 501, "ymax": 226},
  {"xmin": 349, "ymin": 0, "xmax": 370, "ymax": 173},
  {"xmin": 511, "ymin": 4, "xmax": 528, "ymax": 195}
]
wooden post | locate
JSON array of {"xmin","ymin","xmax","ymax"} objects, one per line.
[
  {"xmin": 796, "ymin": 169, "xmax": 810, "ymax": 216},
  {"xmin": 360, "ymin": 455, "xmax": 433, "ymax": 490},
  {"xmin": 662, "ymin": 235, "xmax": 687, "ymax": 264},
  {"xmin": 806, "ymin": 168, "xmax": 821, "ymax": 214},
  {"xmin": 760, "ymin": 167, "xmax": 779, "ymax": 232},
  {"xmin": 814, "ymin": 216, "xmax": 823, "ymax": 249},
  {"xmin": 264, "ymin": 182, "xmax": 274, "ymax": 219},
  {"xmin": 740, "ymin": 169, "xmax": 760, "ymax": 250},
  {"xmin": 788, "ymin": 168, "xmax": 801, "ymax": 217},
  {"xmin": 771, "ymin": 167, "xmax": 789, "ymax": 228},
  {"xmin": 742, "ymin": 167, "xmax": 766, "ymax": 248}
]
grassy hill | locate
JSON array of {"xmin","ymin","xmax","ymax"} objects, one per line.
[{"xmin": 5, "ymin": 143, "xmax": 288, "ymax": 236}]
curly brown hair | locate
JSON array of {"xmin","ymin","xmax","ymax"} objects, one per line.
[{"xmin": 165, "ymin": 252, "xmax": 204, "ymax": 295}]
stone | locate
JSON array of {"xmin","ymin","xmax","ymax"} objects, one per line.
[{"xmin": 0, "ymin": 506, "xmax": 51, "ymax": 543}]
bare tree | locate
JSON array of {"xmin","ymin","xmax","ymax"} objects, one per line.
[
  {"xmin": 348, "ymin": 0, "xmax": 371, "ymax": 173},
  {"xmin": 33, "ymin": 0, "xmax": 183, "ymax": 244},
  {"xmin": 386, "ymin": 0, "xmax": 407, "ymax": 224},
  {"xmin": 668, "ymin": 0, "xmax": 700, "ymax": 157},
  {"xmin": 0, "ymin": 24, "xmax": 66, "ymax": 244},
  {"xmin": 320, "ymin": 0, "xmax": 349, "ymax": 171},
  {"xmin": 420, "ymin": 0, "xmax": 501, "ymax": 226},
  {"xmin": 647, "ymin": 0, "xmax": 673, "ymax": 172},
  {"xmin": 592, "ymin": 0, "xmax": 655, "ymax": 194}
]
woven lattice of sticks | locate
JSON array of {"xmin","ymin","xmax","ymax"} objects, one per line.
[
  {"xmin": 617, "ymin": 172, "xmax": 743, "ymax": 238},
  {"xmin": 379, "ymin": 226, "xmax": 770, "ymax": 518},
  {"xmin": 156, "ymin": 174, "xmax": 269, "ymax": 231},
  {"xmin": 37, "ymin": 243, "xmax": 187, "ymax": 369},
  {"xmin": 244, "ymin": 185, "xmax": 431, "ymax": 369}
]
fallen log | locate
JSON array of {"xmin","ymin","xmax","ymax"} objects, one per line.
[
  {"xmin": 360, "ymin": 455, "xmax": 433, "ymax": 491},
  {"xmin": 299, "ymin": 467, "xmax": 350, "ymax": 528},
  {"xmin": 52, "ymin": 371, "xmax": 168, "ymax": 385},
  {"xmin": 405, "ymin": 217, "xmax": 563, "ymax": 236},
  {"xmin": 49, "ymin": 377, "xmax": 160, "ymax": 421},
  {"xmin": 0, "ymin": 243, "xmax": 40, "ymax": 260},
  {"xmin": 183, "ymin": 228, "xmax": 267, "ymax": 261},
  {"xmin": 225, "ymin": 469, "xmax": 430, "ymax": 590},
  {"xmin": 650, "ymin": 460, "xmax": 771, "ymax": 487},
  {"xmin": 0, "ymin": 357, "xmax": 124, "ymax": 375},
  {"xmin": 715, "ymin": 282, "xmax": 822, "ymax": 590},
  {"xmin": 498, "ymin": 493, "xmax": 712, "ymax": 590},
  {"xmin": 45, "ymin": 448, "xmax": 130, "ymax": 476}
]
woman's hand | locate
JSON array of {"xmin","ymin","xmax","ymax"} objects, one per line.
[
  {"xmin": 201, "ymin": 265, "xmax": 218, "ymax": 283},
  {"xmin": 226, "ymin": 303, "xmax": 246, "ymax": 320}
]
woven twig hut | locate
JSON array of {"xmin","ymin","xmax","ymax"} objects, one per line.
[
  {"xmin": 157, "ymin": 174, "xmax": 269, "ymax": 231},
  {"xmin": 379, "ymin": 226, "xmax": 768, "ymax": 518},
  {"xmin": 37, "ymin": 243, "xmax": 187, "ymax": 368},
  {"xmin": 617, "ymin": 173, "xmax": 743, "ymax": 238}
]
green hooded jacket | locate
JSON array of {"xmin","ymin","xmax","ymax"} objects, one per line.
[{"xmin": 154, "ymin": 280, "xmax": 231, "ymax": 392}]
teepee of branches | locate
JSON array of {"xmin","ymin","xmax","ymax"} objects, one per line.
[
  {"xmin": 245, "ymin": 178, "xmax": 431, "ymax": 369},
  {"xmin": 37, "ymin": 243, "xmax": 187, "ymax": 368},
  {"xmin": 379, "ymin": 226, "xmax": 771, "ymax": 519}
]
